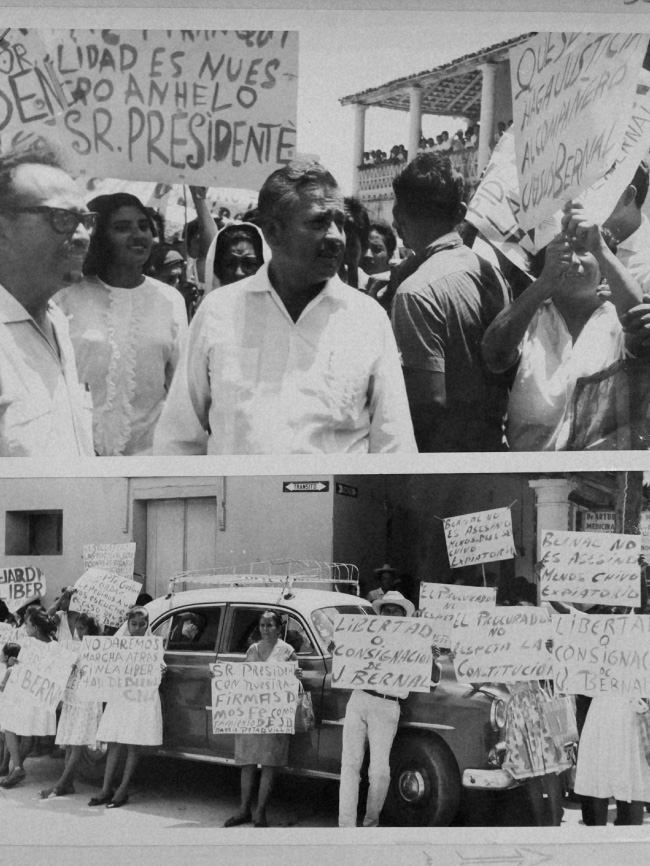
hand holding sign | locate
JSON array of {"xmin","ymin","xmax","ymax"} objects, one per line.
[
  {"xmin": 539, "ymin": 233, "xmax": 574, "ymax": 287},
  {"xmin": 561, "ymin": 201, "xmax": 608, "ymax": 256}
]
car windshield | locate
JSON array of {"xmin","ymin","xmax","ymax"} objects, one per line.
[{"xmin": 311, "ymin": 604, "xmax": 372, "ymax": 647}]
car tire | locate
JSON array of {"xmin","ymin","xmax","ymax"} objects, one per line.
[{"xmin": 383, "ymin": 736, "xmax": 462, "ymax": 827}]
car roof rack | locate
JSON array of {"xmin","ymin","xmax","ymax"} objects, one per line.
[{"xmin": 166, "ymin": 560, "xmax": 360, "ymax": 598}]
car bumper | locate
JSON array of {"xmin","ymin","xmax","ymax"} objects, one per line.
[{"xmin": 462, "ymin": 768, "xmax": 520, "ymax": 790}]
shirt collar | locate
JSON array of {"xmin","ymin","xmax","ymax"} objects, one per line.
[
  {"xmin": 0, "ymin": 282, "xmax": 34, "ymax": 324},
  {"xmin": 617, "ymin": 215, "xmax": 650, "ymax": 253},
  {"xmin": 247, "ymin": 260, "xmax": 349, "ymax": 302}
]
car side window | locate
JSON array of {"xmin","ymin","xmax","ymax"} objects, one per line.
[
  {"xmin": 155, "ymin": 607, "xmax": 222, "ymax": 652},
  {"xmin": 225, "ymin": 608, "xmax": 315, "ymax": 655}
]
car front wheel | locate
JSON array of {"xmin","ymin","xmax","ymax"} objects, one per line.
[{"xmin": 383, "ymin": 736, "xmax": 462, "ymax": 827}]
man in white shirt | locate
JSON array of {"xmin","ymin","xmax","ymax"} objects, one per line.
[
  {"xmin": 0, "ymin": 143, "xmax": 95, "ymax": 457},
  {"xmin": 154, "ymin": 159, "xmax": 416, "ymax": 454},
  {"xmin": 337, "ymin": 591, "xmax": 417, "ymax": 828}
]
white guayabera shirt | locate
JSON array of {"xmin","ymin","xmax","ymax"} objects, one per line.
[{"xmin": 154, "ymin": 263, "xmax": 417, "ymax": 455}]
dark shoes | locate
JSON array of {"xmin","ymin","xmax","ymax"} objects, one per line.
[
  {"xmin": 0, "ymin": 769, "xmax": 26, "ymax": 789},
  {"xmin": 88, "ymin": 792, "xmax": 113, "ymax": 806},
  {"xmin": 106, "ymin": 795, "xmax": 129, "ymax": 809},
  {"xmin": 224, "ymin": 812, "xmax": 252, "ymax": 827}
]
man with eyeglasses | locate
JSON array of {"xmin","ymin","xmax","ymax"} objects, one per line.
[
  {"xmin": 0, "ymin": 142, "xmax": 96, "ymax": 457},
  {"xmin": 154, "ymin": 158, "xmax": 416, "ymax": 454}
]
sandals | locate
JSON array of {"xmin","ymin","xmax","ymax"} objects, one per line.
[
  {"xmin": 106, "ymin": 794, "xmax": 129, "ymax": 809},
  {"xmin": 224, "ymin": 812, "xmax": 252, "ymax": 827},
  {"xmin": 0, "ymin": 769, "xmax": 26, "ymax": 789},
  {"xmin": 88, "ymin": 792, "xmax": 113, "ymax": 807},
  {"xmin": 40, "ymin": 784, "xmax": 75, "ymax": 799}
]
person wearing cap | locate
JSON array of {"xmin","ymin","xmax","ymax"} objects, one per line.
[
  {"xmin": 366, "ymin": 564, "xmax": 400, "ymax": 603},
  {"xmin": 391, "ymin": 151, "xmax": 511, "ymax": 452},
  {"xmin": 337, "ymin": 591, "xmax": 422, "ymax": 828}
]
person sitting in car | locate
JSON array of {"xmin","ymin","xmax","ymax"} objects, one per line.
[{"xmin": 170, "ymin": 612, "xmax": 206, "ymax": 645}]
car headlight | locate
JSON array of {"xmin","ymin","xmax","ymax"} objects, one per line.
[{"xmin": 490, "ymin": 698, "xmax": 507, "ymax": 731}]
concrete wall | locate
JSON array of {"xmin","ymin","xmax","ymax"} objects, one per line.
[{"xmin": 0, "ymin": 477, "xmax": 130, "ymax": 602}]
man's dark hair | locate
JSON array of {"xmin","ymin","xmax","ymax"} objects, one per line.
[
  {"xmin": 343, "ymin": 196, "xmax": 371, "ymax": 252},
  {"xmin": 392, "ymin": 152, "xmax": 465, "ymax": 225},
  {"xmin": 632, "ymin": 161, "xmax": 649, "ymax": 208},
  {"xmin": 369, "ymin": 219, "xmax": 397, "ymax": 260},
  {"xmin": 258, "ymin": 158, "xmax": 339, "ymax": 228},
  {"xmin": 0, "ymin": 139, "xmax": 65, "ymax": 207}
]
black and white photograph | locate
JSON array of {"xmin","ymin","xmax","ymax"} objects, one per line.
[{"xmin": 2, "ymin": 2, "xmax": 650, "ymax": 865}]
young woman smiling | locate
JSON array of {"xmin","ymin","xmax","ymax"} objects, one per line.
[{"xmin": 56, "ymin": 193, "xmax": 188, "ymax": 456}]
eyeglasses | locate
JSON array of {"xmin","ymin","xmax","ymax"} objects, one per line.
[
  {"xmin": 0, "ymin": 206, "xmax": 97, "ymax": 235},
  {"xmin": 221, "ymin": 254, "xmax": 260, "ymax": 274}
]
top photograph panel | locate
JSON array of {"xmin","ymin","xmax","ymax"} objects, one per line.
[{"xmin": 2, "ymin": 24, "xmax": 650, "ymax": 457}]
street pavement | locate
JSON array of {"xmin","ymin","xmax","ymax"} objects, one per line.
[{"xmin": 2, "ymin": 752, "xmax": 650, "ymax": 866}]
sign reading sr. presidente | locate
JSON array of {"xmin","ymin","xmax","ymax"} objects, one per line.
[
  {"xmin": 540, "ymin": 529, "xmax": 641, "ymax": 605},
  {"xmin": 443, "ymin": 508, "xmax": 517, "ymax": 569},
  {"xmin": 510, "ymin": 32, "xmax": 648, "ymax": 229},
  {"xmin": 210, "ymin": 661, "xmax": 298, "ymax": 734},
  {"xmin": 0, "ymin": 29, "xmax": 298, "ymax": 189}
]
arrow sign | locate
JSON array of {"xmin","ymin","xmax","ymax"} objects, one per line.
[
  {"xmin": 283, "ymin": 481, "xmax": 330, "ymax": 493},
  {"xmin": 336, "ymin": 483, "xmax": 358, "ymax": 498}
]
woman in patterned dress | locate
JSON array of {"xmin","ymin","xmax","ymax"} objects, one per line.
[
  {"xmin": 224, "ymin": 610, "xmax": 302, "ymax": 828},
  {"xmin": 40, "ymin": 613, "xmax": 103, "ymax": 799},
  {"xmin": 502, "ymin": 596, "xmax": 573, "ymax": 825},
  {"xmin": 56, "ymin": 193, "xmax": 188, "ymax": 456}
]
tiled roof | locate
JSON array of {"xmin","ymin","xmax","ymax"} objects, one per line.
[{"xmin": 340, "ymin": 32, "xmax": 534, "ymax": 119}]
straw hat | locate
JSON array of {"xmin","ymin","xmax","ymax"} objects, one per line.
[{"xmin": 372, "ymin": 590, "xmax": 415, "ymax": 617}]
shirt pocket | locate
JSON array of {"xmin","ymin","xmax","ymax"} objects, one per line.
[
  {"xmin": 318, "ymin": 351, "xmax": 370, "ymax": 424},
  {"xmin": 208, "ymin": 345, "xmax": 260, "ymax": 408}
]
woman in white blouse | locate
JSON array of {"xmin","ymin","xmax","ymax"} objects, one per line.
[{"xmin": 56, "ymin": 193, "xmax": 188, "ymax": 456}]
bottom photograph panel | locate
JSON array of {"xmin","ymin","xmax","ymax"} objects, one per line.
[{"xmin": 0, "ymin": 471, "xmax": 649, "ymax": 838}]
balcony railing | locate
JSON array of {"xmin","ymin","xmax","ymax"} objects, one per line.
[{"xmin": 356, "ymin": 148, "xmax": 480, "ymax": 203}]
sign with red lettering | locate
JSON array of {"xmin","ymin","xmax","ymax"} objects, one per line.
[
  {"xmin": 0, "ymin": 29, "xmax": 298, "ymax": 189},
  {"xmin": 510, "ymin": 32, "xmax": 648, "ymax": 229}
]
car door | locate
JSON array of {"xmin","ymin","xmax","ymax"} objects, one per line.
[
  {"xmin": 153, "ymin": 605, "xmax": 224, "ymax": 753},
  {"xmin": 209, "ymin": 603, "xmax": 327, "ymax": 770}
]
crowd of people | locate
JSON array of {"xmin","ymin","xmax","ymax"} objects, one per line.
[
  {"xmin": 2, "ymin": 575, "xmax": 650, "ymax": 827},
  {"xmin": 2, "ymin": 138, "xmax": 650, "ymax": 456}
]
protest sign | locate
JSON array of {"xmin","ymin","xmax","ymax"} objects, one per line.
[
  {"xmin": 443, "ymin": 508, "xmax": 517, "ymax": 569},
  {"xmin": 466, "ymin": 130, "xmax": 538, "ymax": 274},
  {"xmin": 82, "ymin": 543, "xmax": 136, "ymax": 581},
  {"xmin": 510, "ymin": 32, "xmax": 648, "ymax": 229},
  {"xmin": 553, "ymin": 612, "xmax": 650, "ymax": 697},
  {"xmin": 0, "ymin": 565, "xmax": 45, "ymax": 613},
  {"xmin": 210, "ymin": 661, "xmax": 298, "ymax": 734},
  {"xmin": 331, "ymin": 615, "xmax": 433, "ymax": 693},
  {"xmin": 3, "ymin": 637, "xmax": 77, "ymax": 709},
  {"xmin": 75, "ymin": 634, "xmax": 163, "ymax": 702},
  {"xmin": 451, "ymin": 606, "xmax": 553, "ymax": 684},
  {"xmin": 70, "ymin": 567, "xmax": 140, "ymax": 628},
  {"xmin": 418, "ymin": 583, "xmax": 497, "ymax": 646},
  {"xmin": 0, "ymin": 29, "xmax": 299, "ymax": 189},
  {"xmin": 0, "ymin": 622, "xmax": 18, "ymax": 646},
  {"xmin": 539, "ymin": 529, "xmax": 641, "ymax": 605}
]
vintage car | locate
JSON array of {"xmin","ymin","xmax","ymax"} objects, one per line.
[{"xmin": 142, "ymin": 565, "xmax": 520, "ymax": 826}]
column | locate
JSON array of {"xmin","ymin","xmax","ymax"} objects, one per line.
[
  {"xmin": 407, "ymin": 86, "xmax": 422, "ymax": 162},
  {"xmin": 352, "ymin": 103, "xmax": 368, "ymax": 195},
  {"xmin": 528, "ymin": 478, "xmax": 575, "ymax": 560},
  {"xmin": 477, "ymin": 63, "xmax": 497, "ymax": 176}
]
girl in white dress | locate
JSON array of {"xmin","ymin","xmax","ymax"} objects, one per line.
[
  {"xmin": 40, "ymin": 614, "xmax": 103, "ymax": 799},
  {"xmin": 0, "ymin": 642, "xmax": 20, "ymax": 777},
  {"xmin": 56, "ymin": 193, "xmax": 188, "ymax": 456},
  {"xmin": 47, "ymin": 587, "xmax": 81, "ymax": 642},
  {"xmin": 0, "ymin": 608, "xmax": 58, "ymax": 788},
  {"xmin": 90, "ymin": 606, "xmax": 163, "ymax": 809}
]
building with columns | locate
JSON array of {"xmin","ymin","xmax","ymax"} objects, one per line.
[{"xmin": 339, "ymin": 33, "xmax": 532, "ymax": 221}]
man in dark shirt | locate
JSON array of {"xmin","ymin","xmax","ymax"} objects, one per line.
[{"xmin": 391, "ymin": 152, "xmax": 511, "ymax": 452}]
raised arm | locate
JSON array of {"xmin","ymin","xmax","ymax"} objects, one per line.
[
  {"xmin": 482, "ymin": 234, "xmax": 572, "ymax": 373},
  {"xmin": 562, "ymin": 201, "xmax": 643, "ymax": 318}
]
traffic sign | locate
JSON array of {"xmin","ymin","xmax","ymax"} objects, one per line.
[{"xmin": 283, "ymin": 481, "xmax": 330, "ymax": 493}]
